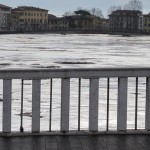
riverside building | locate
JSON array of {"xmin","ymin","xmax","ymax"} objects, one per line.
[
  {"xmin": 11, "ymin": 6, "xmax": 48, "ymax": 31},
  {"xmin": 143, "ymin": 13, "xmax": 150, "ymax": 33},
  {"xmin": 0, "ymin": 4, "xmax": 11, "ymax": 31},
  {"xmin": 109, "ymin": 10, "xmax": 142, "ymax": 32},
  {"xmin": 48, "ymin": 14, "xmax": 69, "ymax": 30}
]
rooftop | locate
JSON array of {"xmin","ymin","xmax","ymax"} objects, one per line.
[
  {"xmin": 0, "ymin": 4, "xmax": 11, "ymax": 9},
  {"xmin": 12, "ymin": 6, "xmax": 48, "ymax": 12},
  {"xmin": 48, "ymin": 14, "xmax": 57, "ymax": 19},
  {"xmin": 109, "ymin": 10, "xmax": 142, "ymax": 16}
]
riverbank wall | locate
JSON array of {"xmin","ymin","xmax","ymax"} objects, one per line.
[{"xmin": 0, "ymin": 29, "xmax": 150, "ymax": 36}]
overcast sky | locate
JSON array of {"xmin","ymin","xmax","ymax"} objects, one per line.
[{"xmin": 0, "ymin": 0, "xmax": 149, "ymax": 17}]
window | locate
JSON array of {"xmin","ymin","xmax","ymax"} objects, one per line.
[
  {"xmin": 19, "ymin": 19, "xmax": 24, "ymax": 22},
  {"xmin": 20, "ymin": 12, "xmax": 24, "ymax": 16}
]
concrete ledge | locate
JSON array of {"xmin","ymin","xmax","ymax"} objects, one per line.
[
  {"xmin": 0, "ymin": 130, "xmax": 150, "ymax": 137},
  {"xmin": 0, "ymin": 67, "xmax": 150, "ymax": 79}
]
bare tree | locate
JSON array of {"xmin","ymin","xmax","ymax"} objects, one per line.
[
  {"xmin": 63, "ymin": 11, "xmax": 74, "ymax": 17},
  {"xmin": 124, "ymin": 0, "xmax": 143, "ymax": 11},
  {"xmin": 63, "ymin": 7, "xmax": 104, "ymax": 18},
  {"xmin": 90, "ymin": 8, "xmax": 104, "ymax": 18},
  {"xmin": 90, "ymin": 8, "xmax": 96, "ymax": 15},
  {"xmin": 107, "ymin": 5, "xmax": 122, "ymax": 15}
]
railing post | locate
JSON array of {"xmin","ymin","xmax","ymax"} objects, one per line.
[
  {"xmin": 3, "ymin": 79, "xmax": 12, "ymax": 133},
  {"xmin": 107, "ymin": 78, "xmax": 110, "ymax": 131},
  {"xmin": 89, "ymin": 78, "xmax": 99, "ymax": 132},
  {"xmin": 78, "ymin": 78, "xmax": 81, "ymax": 131},
  {"xmin": 32, "ymin": 79, "xmax": 41, "ymax": 133},
  {"xmin": 146, "ymin": 77, "xmax": 150, "ymax": 130},
  {"xmin": 61, "ymin": 78, "xmax": 70, "ymax": 132},
  {"xmin": 117, "ymin": 77, "xmax": 128, "ymax": 131},
  {"xmin": 20, "ymin": 79, "xmax": 24, "ymax": 132},
  {"xmin": 49, "ymin": 79, "xmax": 53, "ymax": 132},
  {"xmin": 135, "ymin": 77, "xmax": 138, "ymax": 130}
]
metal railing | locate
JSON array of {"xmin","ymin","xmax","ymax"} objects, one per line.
[{"xmin": 1, "ymin": 68, "xmax": 150, "ymax": 133}]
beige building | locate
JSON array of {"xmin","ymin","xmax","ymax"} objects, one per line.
[
  {"xmin": 70, "ymin": 15, "xmax": 93, "ymax": 30},
  {"xmin": 0, "ymin": 4, "xmax": 11, "ymax": 30},
  {"xmin": 48, "ymin": 14, "xmax": 94, "ymax": 31},
  {"xmin": 92, "ymin": 17, "xmax": 109, "ymax": 30},
  {"xmin": 48, "ymin": 14, "xmax": 109, "ymax": 31},
  {"xmin": 11, "ymin": 6, "xmax": 48, "ymax": 31}
]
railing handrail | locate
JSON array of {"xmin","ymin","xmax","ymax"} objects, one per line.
[
  {"xmin": 0, "ymin": 67, "xmax": 150, "ymax": 79},
  {"xmin": 1, "ymin": 67, "xmax": 150, "ymax": 133}
]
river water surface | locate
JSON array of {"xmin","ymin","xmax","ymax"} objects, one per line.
[{"xmin": 0, "ymin": 34, "xmax": 150, "ymax": 131}]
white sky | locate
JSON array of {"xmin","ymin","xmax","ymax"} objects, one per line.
[{"xmin": 0, "ymin": 0, "xmax": 149, "ymax": 17}]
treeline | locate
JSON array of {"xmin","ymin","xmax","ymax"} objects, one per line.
[{"xmin": 63, "ymin": 0, "xmax": 143, "ymax": 18}]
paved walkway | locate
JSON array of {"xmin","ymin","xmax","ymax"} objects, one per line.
[{"xmin": 0, "ymin": 135, "xmax": 150, "ymax": 150}]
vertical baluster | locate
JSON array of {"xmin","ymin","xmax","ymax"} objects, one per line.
[
  {"xmin": 61, "ymin": 78, "xmax": 70, "ymax": 132},
  {"xmin": 3, "ymin": 79, "xmax": 12, "ymax": 133},
  {"xmin": 89, "ymin": 78, "xmax": 99, "ymax": 132},
  {"xmin": 20, "ymin": 79, "xmax": 24, "ymax": 132},
  {"xmin": 49, "ymin": 79, "xmax": 52, "ymax": 132},
  {"xmin": 32, "ymin": 79, "xmax": 41, "ymax": 133},
  {"xmin": 107, "ymin": 78, "xmax": 110, "ymax": 131},
  {"xmin": 146, "ymin": 77, "xmax": 150, "ymax": 130},
  {"xmin": 78, "ymin": 78, "xmax": 81, "ymax": 131},
  {"xmin": 117, "ymin": 78, "xmax": 128, "ymax": 131},
  {"xmin": 135, "ymin": 77, "xmax": 138, "ymax": 130}
]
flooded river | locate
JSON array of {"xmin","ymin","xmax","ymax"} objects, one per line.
[{"xmin": 0, "ymin": 34, "xmax": 149, "ymax": 131}]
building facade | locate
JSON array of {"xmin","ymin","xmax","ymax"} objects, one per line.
[
  {"xmin": 143, "ymin": 14, "xmax": 150, "ymax": 32},
  {"xmin": 48, "ymin": 14, "xmax": 96, "ymax": 31},
  {"xmin": 92, "ymin": 17, "xmax": 109, "ymax": 30},
  {"xmin": 48, "ymin": 14, "xmax": 69, "ymax": 30},
  {"xmin": 11, "ymin": 6, "xmax": 48, "ymax": 31},
  {"xmin": 69, "ymin": 15, "xmax": 93, "ymax": 30},
  {"xmin": 0, "ymin": 4, "xmax": 11, "ymax": 30},
  {"xmin": 109, "ymin": 10, "xmax": 142, "ymax": 32}
]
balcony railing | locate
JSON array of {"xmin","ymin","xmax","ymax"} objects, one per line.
[{"xmin": 0, "ymin": 68, "xmax": 150, "ymax": 133}]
